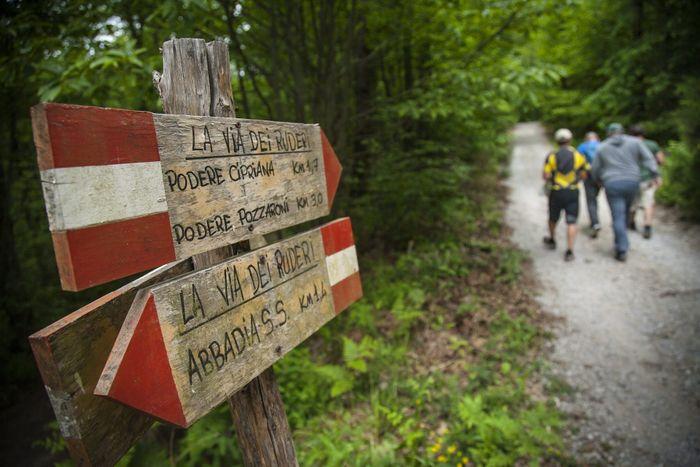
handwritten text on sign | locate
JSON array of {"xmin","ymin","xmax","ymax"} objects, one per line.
[
  {"xmin": 31, "ymin": 103, "xmax": 342, "ymax": 290},
  {"xmin": 155, "ymin": 114, "xmax": 329, "ymax": 257},
  {"xmin": 95, "ymin": 218, "xmax": 362, "ymax": 427}
]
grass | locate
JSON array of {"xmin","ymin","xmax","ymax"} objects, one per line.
[
  {"xmin": 276, "ymin": 190, "xmax": 571, "ymax": 465},
  {"xmin": 39, "ymin": 163, "xmax": 572, "ymax": 467}
]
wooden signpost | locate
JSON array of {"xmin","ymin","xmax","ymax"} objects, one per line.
[
  {"xmin": 29, "ymin": 259, "xmax": 193, "ymax": 466},
  {"xmin": 32, "ymin": 104, "xmax": 341, "ymax": 291},
  {"xmin": 95, "ymin": 218, "xmax": 361, "ymax": 427},
  {"xmin": 29, "ymin": 38, "xmax": 362, "ymax": 466}
]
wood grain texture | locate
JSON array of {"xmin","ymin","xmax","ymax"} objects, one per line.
[
  {"xmin": 53, "ymin": 212, "xmax": 177, "ymax": 291},
  {"xmin": 30, "ymin": 104, "xmax": 53, "ymax": 172},
  {"xmin": 28, "ymin": 259, "xmax": 193, "ymax": 466},
  {"xmin": 41, "ymin": 162, "xmax": 167, "ymax": 231},
  {"xmin": 229, "ymin": 368, "xmax": 298, "ymax": 467},
  {"xmin": 98, "ymin": 293, "xmax": 187, "ymax": 426},
  {"xmin": 25, "ymin": 38, "xmax": 236, "ymax": 466},
  {"xmin": 96, "ymin": 219, "xmax": 361, "ymax": 428},
  {"xmin": 321, "ymin": 218, "xmax": 362, "ymax": 314},
  {"xmin": 330, "ymin": 271, "xmax": 363, "ymax": 315},
  {"xmin": 157, "ymin": 37, "xmax": 296, "ymax": 465},
  {"xmin": 32, "ymin": 106, "xmax": 331, "ymax": 236},
  {"xmin": 326, "ymin": 245, "xmax": 359, "ymax": 285},
  {"xmin": 31, "ymin": 102, "xmax": 159, "ymax": 170},
  {"xmin": 30, "ymin": 100, "xmax": 342, "ymax": 290},
  {"xmin": 153, "ymin": 114, "xmax": 328, "ymax": 259}
]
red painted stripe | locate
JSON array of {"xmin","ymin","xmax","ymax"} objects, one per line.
[
  {"xmin": 331, "ymin": 271, "xmax": 363, "ymax": 314},
  {"xmin": 320, "ymin": 217, "xmax": 355, "ymax": 256},
  {"xmin": 321, "ymin": 129, "xmax": 342, "ymax": 209},
  {"xmin": 56, "ymin": 212, "xmax": 176, "ymax": 291},
  {"xmin": 41, "ymin": 103, "xmax": 160, "ymax": 169},
  {"xmin": 108, "ymin": 295, "xmax": 187, "ymax": 427}
]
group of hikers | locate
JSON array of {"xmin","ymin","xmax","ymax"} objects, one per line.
[{"xmin": 542, "ymin": 123, "xmax": 663, "ymax": 262}]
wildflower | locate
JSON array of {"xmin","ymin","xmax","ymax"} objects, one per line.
[
  {"xmin": 437, "ymin": 455, "xmax": 447, "ymax": 463},
  {"xmin": 457, "ymin": 464, "xmax": 463, "ymax": 467},
  {"xmin": 462, "ymin": 457, "xmax": 469, "ymax": 464},
  {"xmin": 447, "ymin": 445, "xmax": 457, "ymax": 454},
  {"xmin": 430, "ymin": 443, "xmax": 441, "ymax": 453}
]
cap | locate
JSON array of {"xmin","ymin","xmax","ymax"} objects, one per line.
[
  {"xmin": 554, "ymin": 128, "xmax": 573, "ymax": 143},
  {"xmin": 607, "ymin": 123, "xmax": 624, "ymax": 135}
]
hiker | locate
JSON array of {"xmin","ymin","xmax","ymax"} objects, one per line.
[
  {"xmin": 628, "ymin": 124, "xmax": 665, "ymax": 238},
  {"xmin": 542, "ymin": 128, "xmax": 590, "ymax": 261},
  {"xmin": 576, "ymin": 131, "xmax": 602, "ymax": 237},
  {"xmin": 591, "ymin": 123, "xmax": 660, "ymax": 261}
]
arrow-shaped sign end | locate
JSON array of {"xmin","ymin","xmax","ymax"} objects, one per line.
[
  {"xmin": 321, "ymin": 129, "xmax": 342, "ymax": 209},
  {"xmin": 95, "ymin": 292, "xmax": 187, "ymax": 428}
]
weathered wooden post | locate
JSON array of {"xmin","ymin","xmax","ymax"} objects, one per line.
[
  {"xmin": 155, "ymin": 37, "xmax": 296, "ymax": 465},
  {"xmin": 28, "ymin": 36, "xmax": 361, "ymax": 466}
]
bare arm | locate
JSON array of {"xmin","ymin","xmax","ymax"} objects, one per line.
[{"xmin": 656, "ymin": 150, "xmax": 666, "ymax": 165}]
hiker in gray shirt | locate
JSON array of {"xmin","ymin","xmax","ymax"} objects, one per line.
[{"xmin": 591, "ymin": 123, "xmax": 660, "ymax": 261}]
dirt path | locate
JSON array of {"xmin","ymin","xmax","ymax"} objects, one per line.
[{"xmin": 506, "ymin": 123, "xmax": 700, "ymax": 466}]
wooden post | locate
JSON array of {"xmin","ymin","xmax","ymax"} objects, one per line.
[
  {"xmin": 228, "ymin": 369, "xmax": 298, "ymax": 466},
  {"xmin": 156, "ymin": 38, "xmax": 297, "ymax": 465}
]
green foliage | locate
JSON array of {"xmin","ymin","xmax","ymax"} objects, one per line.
[
  {"xmin": 496, "ymin": 248, "xmax": 526, "ymax": 284},
  {"xmin": 656, "ymin": 141, "xmax": 700, "ymax": 219},
  {"xmin": 174, "ymin": 408, "xmax": 243, "ymax": 466},
  {"xmin": 275, "ymin": 347, "xmax": 336, "ymax": 429},
  {"xmin": 275, "ymin": 198, "xmax": 565, "ymax": 465},
  {"xmin": 423, "ymin": 307, "xmax": 564, "ymax": 466},
  {"xmin": 526, "ymin": 0, "xmax": 700, "ymax": 217},
  {"xmin": 656, "ymin": 77, "xmax": 700, "ymax": 220},
  {"xmin": 0, "ymin": 0, "xmax": 574, "ymax": 464},
  {"xmin": 34, "ymin": 421, "xmax": 68, "ymax": 460},
  {"xmin": 451, "ymin": 395, "xmax": 563, "ymax": 466},
  {"xmin": 0, "ymin": 0, "xmax": 563, "ymax": 406}
]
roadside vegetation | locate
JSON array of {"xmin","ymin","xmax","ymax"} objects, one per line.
[
  {"xmin": 38, "ymin": 143, "xmax": 570, "ymax": 466},
  {"xmin": 2, "ymin": 0, "xmax": 698, "ymax": 465},
  {"xmin": 527, "ymin": 0, "xmax": 700, "ymax": 219}
]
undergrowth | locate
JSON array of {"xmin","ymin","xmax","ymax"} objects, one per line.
[
  {"xmin": 284, "ymin": 159, "xmax": 569, "ymax": 465},
  {"xmin": 41, "ymin": 157, "xmax": 570, "ymax": 467}
]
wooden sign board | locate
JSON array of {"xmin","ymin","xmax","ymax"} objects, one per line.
[
  {"xmin": 95, "ymin": 218, "xmax": 362, "ymax": 427},
  {"xmin": 31, "ymin": 103, "xmax": 342, "ymax": 291},
  {"xmin": 29, "ymin": 259, "xmax": 193, "ymax": 466}
]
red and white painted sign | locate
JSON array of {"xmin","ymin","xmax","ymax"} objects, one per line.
[
  {"xmin": 31, "ymin": 103, "xmax": 342, "ymax": 291},
  {"xmin": 95, "ymin": 218, "xmax": 361, "ymax": 427}
]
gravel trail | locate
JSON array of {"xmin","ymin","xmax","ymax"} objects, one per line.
[{"xmin": 506, "ymin": 122, "xmax": 700, "ymax": 466}]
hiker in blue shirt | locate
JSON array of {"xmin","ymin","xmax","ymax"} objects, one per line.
[{"xmin": 577, "ymin": 132, "xmax": 601, "ymax": 237}]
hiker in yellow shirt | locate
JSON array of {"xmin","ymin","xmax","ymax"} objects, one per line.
[{"xmin": 542, "ymin": 128, "xmax": 590, "ymax": 261}]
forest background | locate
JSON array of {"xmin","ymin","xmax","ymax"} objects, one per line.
[{"xmin": 1, "ymin": 0, "xmax": 699, "ymax": 464}]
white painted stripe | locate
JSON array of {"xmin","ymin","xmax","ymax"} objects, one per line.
[
  {"xmin": 41, "ymin": 162, "xmax": 168, "ymax": 231},
  {"xmin": 326, "ymin": 245, "xmax": 359, "ymax": 286}
]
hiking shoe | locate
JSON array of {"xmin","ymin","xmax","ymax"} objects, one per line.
[
  {"xmin": 564, "ymin": 249, "xmax": 575, "ymax": 262},
  {"xmin": 615, "ymin": 251, "xmax": 627, "ymax": 262},
  {"xmin": 543, "ymin": 236, "xmax": 556, "ymax": 250},
  {"xmin": 643, "ymin": 225, "xmax": 652, "ymax": 239},
  {"xmin": 591, "ymin": 224, "xmax": 601, "ymax": 238}
]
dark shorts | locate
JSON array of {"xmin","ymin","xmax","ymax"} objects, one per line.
[{"xmin": 549, "ymin": 189, "xmax": 579, "ymax": 224}]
